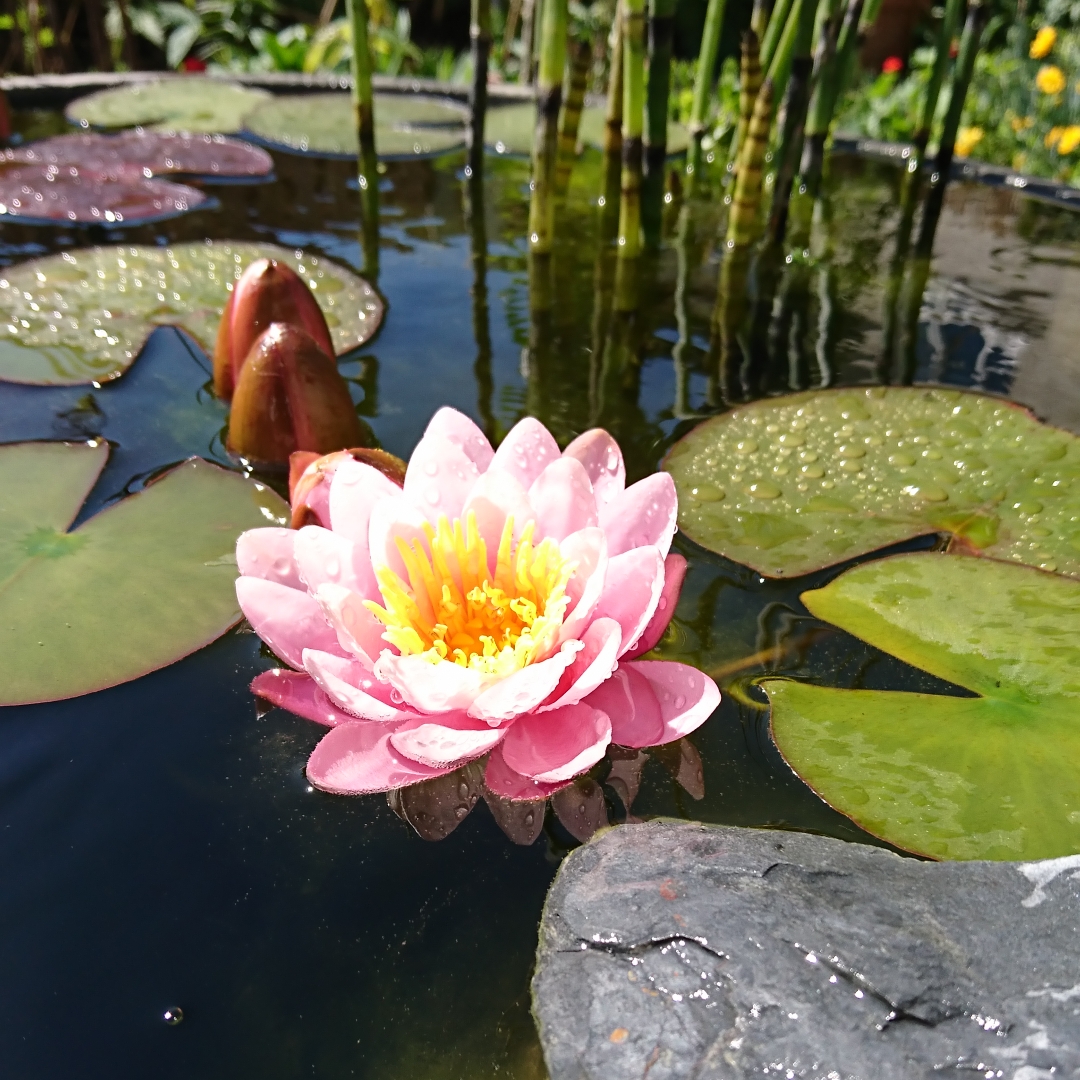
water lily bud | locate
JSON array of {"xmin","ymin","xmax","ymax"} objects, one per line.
[
  {"xmin": 226, "ymin": 323, "xmax": 362, "ymax": 467},
  {"xmin": 289, "ymin": 446, "xmax": 406, "ymax": 529},
  {"xmin": 213, "ymin": 259, "xmax": 335, "ymax": 401}
]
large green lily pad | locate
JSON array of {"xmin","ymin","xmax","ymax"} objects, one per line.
[
  {"xmin": 241, "ymin": 92, "xmax": 467, "ymax": 158},
  {"xmin": 665, "ymin": 387, "xmax": 1080, "ymax": 578},
  {"xmin": 65, "ymin": 78, "xmax": 273, "ymax": 134},
  {"xmin": 0, "ymin": 241, "xmax": 384, "ymax": 386},
  {"xmin": 0, "ymin": 441, "xmax": 288, "ymax": 705},
  {"xmin": 484, "ymin": 101, "xmax": 689, "ymax": 157},
  {"xmin": 765, "ymin": 553, "xmax": 1080, "ymax": 861}
]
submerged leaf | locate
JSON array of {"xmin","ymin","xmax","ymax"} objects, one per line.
[
  {"xmin": 665, "ymin": 387, "xmax": 1080, "ymax": 578},
  {"xmin": 551, "ymin": 777, "xmax": 609, "ymax": 842},
  {"xmin": 65, "ymin": 78, "xmax": 273, "ymax": 133},
  {"xmin": 0, "ymin": 163, "xmax": 204, "ymax": 225},
  {"xmin": 242, "ymin": 92, "xmax": 467, "ymax": 158},
  {"xmin": 484, "ymin": 102, "xmax": 689, "ymax": 157},
  {"xmin": 390, "ymin": 761, "xmax": 485, "ymax": 841},
  {"xmin": 2, "ymin": 130, "xmax": 272, "ymax": 178},
  {"xmin": 482, "ymin": 789, "xmax": 546, "ymax": 845},
  {"xmin": 0, "ymin": 241, "xmax": 384, "ymax": 386},
  {"xmin": 0, "ymin": 441, "xmax": 288, "ymax": 705},
  {"xmin": 652, "ymin": 739, "xmax": 705, "ymax": 801},
  {"xmin": 765, "ymin": 552, "xmax": 1080, "ymax": 861}
]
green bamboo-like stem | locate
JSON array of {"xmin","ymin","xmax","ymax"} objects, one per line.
[
  {"xmin": 751, "ymin": 0, "xmax": 772, "ymax": 38},
  {"xmin": 912, "ymin": 0, "xmax": 963, "ymax": 160},
  {"xmin": 725, "ymin": 77, "xmax": 774, "ymax": 248},
  {"xmin": 765, "ymin": 0, "xmax": 819, "ymax": 245},
  {"xmin": 617, "ymin": 0, "xmax": 646, "ymax": 258},
  {"xmin": 520, "ymin": 0, "xmax": 538, "ymax": 83},
  {"xmin": 641, "ymin": 0, "xmax": 675, "ymax": 245},
  {"xmin": 468, "ymin": 0, "xmax": 492, "ymax": 176},
  {"xmin": 759, "ymin": 0, "xmax": 794, "ymax": 73},
  {"xmin": 672, "ymin": 205, "xmax": 696, "ymax": 418},
  {"xmin": 604, "ymin": 0, "xmax": 625, "ymax": 156},
  {"xmin": 728, "ymin": 30, "xmax": 762, "ymax": 180},
  {"xmin": 527, "ymin": 0, "xmax": 567, "ymax": 254},
  {"xmin": 555, "ymin": 36, "xmax": 592, "ymax": 195},
  {"xmin": 933, "ymin": 0, "xmax": 988, "ymax": 181},
  {"xmin": 347, "ymin": 0, "xmax": 379, "ymax": 279},
  {"xmin": 713, "ymin": 245, "xmax": 750, "ymax": 404},
  {"xmin": 798, "ymin": 0, "xmax": 880, "ymax": 196},
  {"xmin": 684, "ymin": 0, "xmax": 728, "ymax": 185},
  {"xmin": 465, "ymin": 170, "xmax": 495, "ymax": 439},
  {"xmin": 795, "ymin": 0, "xmax": 848, "ymax": 193},
  {"xmin": 764, "ymin": 0, "xmax": 805, "ymax": 104}
]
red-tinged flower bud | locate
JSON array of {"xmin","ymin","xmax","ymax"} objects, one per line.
[
  {"xmin": 289, "ymin": 446, "xmax": 406, "ymax": 529},
  {"xmin": 213, "ymin": 259, "xmax": 335, "ymax": 402},
  {"xmin": 226, "ymin": 323, "xmax": 363, "ymax": 467},
  {"xmin": 882, "ymin": 55, "xmax": 903, "ymax": 74}
]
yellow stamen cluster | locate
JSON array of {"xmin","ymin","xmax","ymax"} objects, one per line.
[{"xmin": 366, "ymin": 512, "xmax": 575, "ymax": 678}]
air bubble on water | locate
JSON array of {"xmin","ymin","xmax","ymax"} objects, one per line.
[{"xmin": 163, "ymin": 1008, "xmax": 184, "ymax": 1026}]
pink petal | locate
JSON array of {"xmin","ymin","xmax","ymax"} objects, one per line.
[
  {"xmin": 302, "ymin": 649, "xmax": 414, "ymax": 722},
  {"xmin": 484, "ymin": 743, "xmax": 571, "ymax": 800},
  {"xmin": 540, "ymin": 617, "xmax": 622, "ymax": 711},
  {"xmin": 461, "ymin": 469, "xmax": 536, "ymax": 572},
  {"xmin": 499, "ymin": 702, "xmax": 612, "ymax": 783},
  {"xmin": 389, "ymin": 712, "xmax": 507, "ymax": 768},
  {"xmin": 374, "ymin": 652, "xmax": 486, "ymax": 714},
  {"xmin": 591, "ymin": 547, "xmax": 665, "ymax": 655},
  {"xmin": 236, "ymin": 527, "xmax": 302, "ymax": 589},
  {"xmin": 623, "ymin": 552, "xmax": 688, "ymax": 660},
  {"xmin": 559, "ymin": 527, "xmax": 608, "ymax": 642},
  {"xmin": 313, "ymin": 583, "xmax": 389, "ymax": 667},
  {"xmin": 599, "ymin": 472, "xmax": 678, "ymax": 558},
  {"xmin": 307, "ymin": 721, "xmax": 450, "ymax": 794},
  {"xmin": 328, "ymin": 458, "xmax": 402, "ymax": 544},
  {"xmin": 236, "ymin": 577, "xmax": 345, "ymax": 670},
  {"xmin": 625, "ymin": 660, "xmax": 721, "ymax": 744},
  {"xmin": 367, "ymin": 493, "xmax": 431, "ymax": 582},
  {"xmin": 488, "ymin": 416, "xmax": 560, "ymax": 489},
  {"xmin": 294, "ymin": 525, "xmax": 379, "ymax": 601},
  {"xmin": 587, "ymin": 667, "xmax": 665, "ymax": 748},
  {"xmin": 422, "ymin": 407, "xmax": 494, "ymax": 472},
  {"xmin": 563, "ymin": 429, "xmax": 625, "ymax": 509},
  {"xmin": 528, "ymin": 457, "xmax": 598, "ymax": 542},
  {"xmin": 404, "ymin": 433, "xmax": 482, "ymax": 524},
  {"xmin": 250, "ymin": 668, "xmax": 354, "ymax": 727},
  {"xmin": 467, "ymin": 641, "xmax": 583, "ymax": 723}
]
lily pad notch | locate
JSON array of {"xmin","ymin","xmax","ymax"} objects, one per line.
[
  {"xmin": 0, "ymin": 440, "xmax": 288, "ymax": 706},
  {"xmin": 664, "ymin": 387, "xmax": 1080, "ymax": 579}
]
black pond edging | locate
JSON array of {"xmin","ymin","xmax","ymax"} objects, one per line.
[
  {"xmin": 533, "ymin": 820, "xmax": 1080, "ymax": 1080},
  {"xmin": 833, "ymin": 132, "xmax": 1080, "ymax": 211}
]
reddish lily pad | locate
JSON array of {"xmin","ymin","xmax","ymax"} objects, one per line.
[
  {"xmin": 2, "ymin": 130, "xmax": 272, "ymax": 178},
  {"xmin": 665, "ymin": 387, "xmax": 1080, "ymax": 579},
  {"xmin": 0, "ymin": 241, "xmax": 384, "ymax": 385},
  {"xmin": 0, "ymin": 162, "xmax": 204, "ymax": 225},
  {"xmin": 0, "ymin": 440, "xmax": 288, "ymax": 706}
]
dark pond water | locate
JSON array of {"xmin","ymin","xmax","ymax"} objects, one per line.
[{"xmin": 2, "ymin": 103, "xmax": 1080, "ymax": 1079}]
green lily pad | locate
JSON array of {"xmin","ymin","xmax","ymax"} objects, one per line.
[
  {"xmin": 0, "ymin": 441, "xmax": 288, "ymax": 705},
  {"xmin": 65, "ymin": 78, "xmax": 272, "ymax": 134},
  {"xmin": 765, "ymin": 552, "xmax": 1080, "ymax": 861},
  {"xmin": 0, "ymin": 240, "xmax": 384, "ymax": 386},
  {"xmin": 665, "ymin": 387, "xmax": 1080, "ymax": 579},
  {"xmin": 484, "ymin": 101, "xmax": 689, "ymax": 157},
  {"xmin": 241, "ymin": 92, "xmax": 467, "ymax": 158}
]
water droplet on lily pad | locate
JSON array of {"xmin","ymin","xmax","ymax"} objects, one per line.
[
  {"xmin": 664, "ymin": 388, "xmax": 1080, "ymax": 578},
  {"xmin": 0, "ymin": 241, "xmax": 383, "ymax": 385}
]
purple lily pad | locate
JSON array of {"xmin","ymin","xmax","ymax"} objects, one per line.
[
  {"xmin": 1, "ymin": 129, "xmax": 272, "ymax": 178},
  {"xmin": 0, "ymin": 162, "xmax": 205, "ymax": 224}
]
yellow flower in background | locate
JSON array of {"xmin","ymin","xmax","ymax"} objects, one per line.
[
  {"xmin": 1058, "ymin": 126, "xmax": 1080, "ymax": 155},
  {"xmin": 955, "ymin": 127, "xmax": 984, "ymax": 157},
  {"xmin": 1036, "ymin": 64, "xmax": 1066, "ymax": 94},
  {"xmin": 1046, "ymin": 126, "xmax": 1064, "ymax": 148},
  {"xmin": 1010, "ymin": 114, "xmax": 1034, "ymax": 133},
  {"xmin": 1013, "ymin": 151, "xmax": 1028, "ymax": 171},
  {"xmin": 1030, "ymin": 26, "xmax": 1057, "ymax": 59}
]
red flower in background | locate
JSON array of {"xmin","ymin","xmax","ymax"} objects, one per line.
[
  {"xmin": 882, "ymin": 56, "xmax": 903, "ymax": 74},
  {"xmin": 182, "ymin": 56, "xmax": 207, "ymax": 72}
]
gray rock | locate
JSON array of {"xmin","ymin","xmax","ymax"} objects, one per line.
[{"xmin": 532, "ymin": 821, "xmax": 1080, "ymax": 1080}]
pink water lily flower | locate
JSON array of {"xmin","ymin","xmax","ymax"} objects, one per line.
[{"xmin": 236, "ymin": 408, "xmax": 720, "ymax": 800}]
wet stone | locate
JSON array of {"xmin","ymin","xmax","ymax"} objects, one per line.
[{"xmin": 533, "ymin": 821, "xmax": 1080, "ymax": 1080}]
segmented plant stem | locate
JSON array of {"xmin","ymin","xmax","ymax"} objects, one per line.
[
  {"xmin": 527, "ymin": 0, "xmax": 567, "ymax": 254},
  {"xmin": 617, "ymin": 0, "xmax": 646, "ymax": 257},
  {"xmin": 468, "ymin": 0, "xmax": 492, "ymax": 175},
  {"xmin": 729, "ymin": 30, "xmax": 762, "ymax": 181},
  {"xmin": 642, "ymin": 0, "xmax": 675, "ymax": 245},
  {"xmin": 913, "ymin": 0, "xmax": 963, "ymax": 160},
  {"xmin": 556, "ymin": 35, "xmax": 592, "ymax": 194},
  {"xmin": 685, "ymin": 0, "xmax": 728, "ymax": 184},
  {"xmin": 604, "ymin": 0, "xmax": 625, "ymax": 156},
  {"xmin": 725, "ymin": 77, "xmax": 774, "ymax": 248}
]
